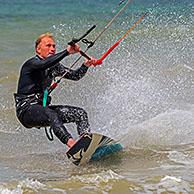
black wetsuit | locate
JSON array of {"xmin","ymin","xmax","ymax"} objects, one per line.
[{"xmin": 14, "ymin": 49, "xmax": 90, "ymax": 144}]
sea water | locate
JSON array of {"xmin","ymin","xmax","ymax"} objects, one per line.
[{"xmin": 0, "ymin": 0, "xmax": 194, "ymax": 193}]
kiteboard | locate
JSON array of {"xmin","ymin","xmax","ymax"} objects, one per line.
[{"xmin": 66, "ymin": 133, "xmax": 123, "ymax": 166}]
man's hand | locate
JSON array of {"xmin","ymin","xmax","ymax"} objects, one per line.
[
  {"xmin": 67, "ymin": 43, "xmax": 80, "ymax": 54},
  {"xmin": 84, "ymin": 57, "xmax": 98, "ymax": 67}
]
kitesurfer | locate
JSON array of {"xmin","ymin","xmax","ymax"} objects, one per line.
[{"xmin": 14, "ymin": 33, "xmax": 97, "ymax": 148}]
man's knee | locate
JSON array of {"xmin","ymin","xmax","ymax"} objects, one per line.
[{"xmin": 77, "ymin": 107, "xmax": 88, "ymax": 117}]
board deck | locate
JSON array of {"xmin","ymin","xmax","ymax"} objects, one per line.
[{"xmin": 66, "ymin": 133, "xmax": 123, "ymax": 166}]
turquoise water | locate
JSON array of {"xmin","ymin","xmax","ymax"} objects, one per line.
[{"xmin": 0, "ymin": 0, "xmax": 194, "ymax": 193}]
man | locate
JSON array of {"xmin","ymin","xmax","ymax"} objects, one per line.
[{"xmin": 14, "ymin": 33, "xmax": 97, "ymax": 148}]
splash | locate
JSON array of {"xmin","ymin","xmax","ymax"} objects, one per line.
[{"xmin": 52, "ymin": 1, "xmax": 194, "ymax": 146}]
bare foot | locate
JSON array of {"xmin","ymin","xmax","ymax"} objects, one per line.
[{"xmin": 67, "ymin": 138, "xmax": 76, "ymax": 148}]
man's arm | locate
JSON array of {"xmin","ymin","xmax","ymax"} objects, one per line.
[
  {"xmin": 55, "ymin": 63, "xmax": 89, "ymax": 81},
  {"xmin": 29, "ymin": 50, "xmax": 69, "ymax": 70}
]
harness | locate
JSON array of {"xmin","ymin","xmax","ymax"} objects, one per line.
[
  {"xmin": 14, "ymin": 93, "xmax": 51, "ymax": 116},
  {"xmin": 14, "ymin": 93, "xmax": 40, "ymax": 116},
  {"xmin": 14, "ymin": 93, "xmax": 54, "ymax": 140}
]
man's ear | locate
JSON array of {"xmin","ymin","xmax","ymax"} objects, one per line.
[{"xmin": 36, "ymin": 45, "xmax": 41, "ymax": 55}]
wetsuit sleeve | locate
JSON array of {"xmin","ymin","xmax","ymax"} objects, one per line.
[
  {"xmin": 56, "ymin": 64, "xmax": 89, "ymax": 81},
  {"xmin": 29, "ymin": 50, "xmax": 69, "ymax": 70}
]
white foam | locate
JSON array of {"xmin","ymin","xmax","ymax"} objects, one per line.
[
  {"xmin": 144, "ymin": 175, "xmax": 191, "ymax": 193},
  {"xmin": 121, "ymin": 109, "xmax": 194, "ymax": 147},
  {"xmin": 71, "ymin": 169, "xmax": 123, "ymax": 184},
  {"xmin": 0, "ymin": 187, "xmax": 23, "ymax": 194},
  {"xmin": 168, "ymin": 150, "xmax": 194, "ymax": 165},
  {"xmin": 19, "ymin": 178, "xmax": 45, "ymax": 190}
]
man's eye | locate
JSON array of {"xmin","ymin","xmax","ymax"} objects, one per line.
[{"xmin": 47, "ymin": 44, "xmax": 55, "ymax": 48}]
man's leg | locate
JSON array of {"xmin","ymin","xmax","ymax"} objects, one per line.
[
  {"xmin": 21, "ymin": 104, "xmax": 72, "ymax": 144},
  {"xmin": 50, "ymin": 105, "xmax": 90, "ymax": 136}
]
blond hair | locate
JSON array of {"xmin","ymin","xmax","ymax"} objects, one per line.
[{"xmin": 35, "ymin": 33, "xmax": 55, "ymax": 48}]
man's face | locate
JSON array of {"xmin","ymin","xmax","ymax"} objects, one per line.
[{"xmin": 36, "ymin": 37, "xmax": 56, "ymax": 59}]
